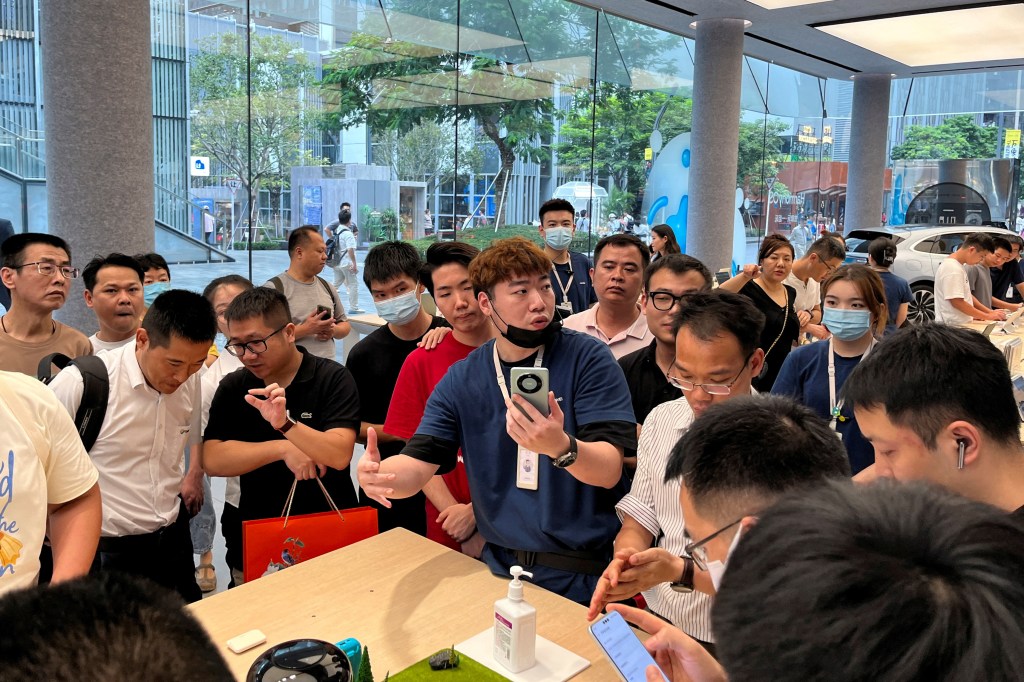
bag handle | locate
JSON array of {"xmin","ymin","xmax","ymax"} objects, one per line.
[{"xmin": 280, "ymin": 477, "xmax": 345, "ymax": 528}]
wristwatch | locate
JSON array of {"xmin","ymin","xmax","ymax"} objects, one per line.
[
  {"xmin": 552, "ymin": 433, "xmax": 579, "ymax": 468},
  {"xmin": 276, "ymin": 413, "xmax": 297, "ymax": 435},
  {"xmin": 669, "ymin": 557, "xmax": 695, "ymax": 593}
]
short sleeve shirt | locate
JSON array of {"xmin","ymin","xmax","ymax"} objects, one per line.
[
  {"xmin": 784, "ymin": 272, "xmax": 821, "ymax": 314},
  {"xmin": 966, "ymin": 263, "xmax": 994, "ymax": 308},
  {"xmin": 563, "ymin": 305, "xmax": 651, "ymax": 360},
  {"xmin": 551, "ymin": 251, "xmax": 597, "ymax": 317},
  {"xmin": 617, "ymin": 340, "xmax": 682, "ymax": 425},
  {"xmin": 408, "ymin": 330, "xmax": 636, "ymax": 603},
  {"xmin": 991, "ymin": 261, "xmax": 1024, "ymax": 303},
  {"xmin": 0, "ymin": 321, "xmax": 92, "ymax": 375},
  {"xmin": 771, "ymin": 341, "xmax": 873, "ymax": 474},
  {"xmin": 877, "ymin": 271, "xmax": 913, "ymax": 335},
  {"xmin": 384, "ymin": 334, "xmax": 474, "ymax": 551},
  {"xmin": 335, "ymin": 227, "xmax": 357, "ymax": 266},
  {"xmin": 0, "ymin": 371, "xmax": 98, "ymax": 594},
  {"xmin": 264, "ymin": 272, "xmax": 348, "ymax": 360},
  {"xmin": 740, "ymin": 280, "xmax": 799, "ymax": 392},
  {"xmin": 204, "ymin": 349, "xmax": 361, "ymax": 522},
  {"xmin": 934, "ymin": 257, "xmax": 973, "ymax": 324}
]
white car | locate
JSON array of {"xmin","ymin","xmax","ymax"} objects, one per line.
[{"xmin": 844, "ymin": 225, "xmax": 1015, "ymax": 323}]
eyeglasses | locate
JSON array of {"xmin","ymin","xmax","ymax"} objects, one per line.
[
  {"xmin": 225, "ymin": 324, "xmax": 286, "ymax": 357},
  {"xmin": 11, "ymin": 261, "xmax": 80, "ymax": 279},
  {"xmin": 666, "ymin": 353, "xmax": 753, "ymax": 396},
  {"xmin": 684, "ymin": 518, "xmax": 743, "ymax": 571},
  {"xmin": 649, "ymin": 291, "xmax": 693, "ymax": 312}
]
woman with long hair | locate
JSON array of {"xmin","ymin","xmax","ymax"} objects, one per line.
[
  {"xmin": 720, "ymin": 234, "xmax": 800, "ymax": 391},
  {"xmin": 649, "ymin": 224, "xmax": 681, "ymax": 262},
  {"xmin": 771, "ymin": 264, "xmax": 887, "ymax": 474}
]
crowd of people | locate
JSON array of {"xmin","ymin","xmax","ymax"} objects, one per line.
[{"xmin": 3, "ymin": 198, "xmax": 1024, "ymax": 680}]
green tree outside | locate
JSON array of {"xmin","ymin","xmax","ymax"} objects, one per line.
[{"xmin": 890, "ymin": 114, "xmax": 998, "ymax": 161}]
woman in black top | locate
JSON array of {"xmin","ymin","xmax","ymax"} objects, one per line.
[{"xmin": 721, "ymin": 234, "xmax": 800, "ymax": 391}]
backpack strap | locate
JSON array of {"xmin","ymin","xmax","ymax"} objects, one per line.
[
  {"xmin": 269, "ymin": 276, "xmax": 284, "ymax": 293},
  {"xmin": 36, "ymin": 353, "xmax": 109, "ymax": 452}
]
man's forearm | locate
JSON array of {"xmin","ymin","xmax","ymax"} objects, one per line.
[
  {"xmin": 204, "ymin": 439, "xmax": 284, "ymax": 476},
  {"xmin": 333, "ymin": 321, "xmax": 351, "ymax": 339},
  {"xmin": 423, "ymin": 475, "xmax": 460, "ymax": 512},
  {"xmin": 359, "ymin": 421, "xmax": 401, "ymax": 444},
  {"xmin": 613, "ymin": 515, "xmax": 655, "ymax": 554},
  {"xmin": 47, "ymin": 483, "xmax": 102, "ymax": 583},
  {"xmin": 378, "ymin": 454, "xmax": 439, "ymax": 498},
  {"xmin": 951, "ymin": 298, "xmax": 986, "ymax": 319},
  {"xmin": 562, "ymin": 438, "xmax": 624, "ymax": 488},
  {"xmin": 283, "ymin": 425, "xmax": 354, "ymax": 470}
]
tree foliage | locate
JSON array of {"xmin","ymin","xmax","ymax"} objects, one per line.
[
  {"xmin": 373, "ymin": 121, "xmax": 483, "ymax": 200},
  {"xmin": 890, "ymin": 114, "xmax": 997, "ymax": 161},
  {"xmin": 738, "ymin": 118, "xmax": 790, "ymax": 193},
  {"xmin": 555, "ymin": 83, "xmax": 691, "ymax": 196},
  {"xmin": 190, "ymin": 33, "xmax": 326, "ymax": 226}
]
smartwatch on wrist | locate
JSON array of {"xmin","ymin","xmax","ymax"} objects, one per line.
[
  {"xmin": 669, "ymin": 556, "xmax": 695, "ymax": 593},
  {"xmin": 276, "ymin": 413, "xmax": 297, "ymax": 434},
  {"xmin": 552, "ymin": 433, "xmax": 579, "ymax": 468}
]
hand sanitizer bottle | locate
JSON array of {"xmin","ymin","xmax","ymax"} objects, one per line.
[{"xmin": 493, "ymin": 565, "xmax": 536, "ymax": 673}]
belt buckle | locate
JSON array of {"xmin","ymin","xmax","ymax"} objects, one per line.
[{"xmin": 517, "ymin": 550, "xmax": 537, "ymax": 567}]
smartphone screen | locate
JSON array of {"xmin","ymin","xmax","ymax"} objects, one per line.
[
  {"xmin": 590, "ymin": 612, "xmax": 667, "ymax": 682},
  {"xmin": 315, "ymin": 305, "xmax": 331, "ymax": 319},
  {"xmin": 1012, "ymin": 374, "xmax": 1024, "ymax": 421}
]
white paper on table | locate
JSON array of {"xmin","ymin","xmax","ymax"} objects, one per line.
[{"xmin": 456, "ymin": 629, "xmax": 590, "ymax": 682}]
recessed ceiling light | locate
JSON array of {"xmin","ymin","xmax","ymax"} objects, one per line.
[
  {"xmin": 817, "ymin": 5, "xmax": 1024, "ymax": 67},
  {"xmin": 746, "ymin": 0, "xmax": 834, "ymax": 9}
]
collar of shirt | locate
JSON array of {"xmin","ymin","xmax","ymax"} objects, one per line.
[
  {"xmin": 580, "ymin": 304, "xmax": 648, "ymax": 342},
  {"xmin": 121, "ymin": 339, "xmax": 155, "ymax": 394}
]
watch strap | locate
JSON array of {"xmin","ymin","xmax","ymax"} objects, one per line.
[
  {"xmin": 276, "ymin": 414, "xmax": 297, "ymax": 434},
  {"xmin": 670, "ymin": 556, "xmax": 695, "ymax": 593},
  {"xmin": 552, "ymin": 433, "xmax": 578, "ymax": 468}
]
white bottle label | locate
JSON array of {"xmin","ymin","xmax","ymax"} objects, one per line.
[{"xmin": 494, "ymin": 612, "xmax": 513, "ymax": 663}]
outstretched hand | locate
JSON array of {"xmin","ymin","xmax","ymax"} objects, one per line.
[{"xmin": 356, "ymin": 428, "xmax": 396, "ymax": 507}]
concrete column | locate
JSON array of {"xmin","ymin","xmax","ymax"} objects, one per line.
[
  {"xmin": 689, "ymin": 18, "xmax": 746, "ymax": 272},
  {"xmin": 40, "ymin": 0, "xmax": 153, "ymax": 333},
  {"xmin": 845, "ymin": 74, "xmax": 891, "ymax": 234}
]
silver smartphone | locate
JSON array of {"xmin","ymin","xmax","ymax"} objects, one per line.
[
  {"xmin": 590, "ymin": 611, "xmax": 668, "ymax": 682},
  {"xmin": 510, "ymin": 367, "xmax": 550, "ymax": 418}
]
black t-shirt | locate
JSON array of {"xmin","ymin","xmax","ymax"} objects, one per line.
[
  {"xmin": 617, "ymin": 340, "xmax": 682, "ymax": 426},
  {"xmin": 204, "ymin": 349, "xmax": 361, "ymax": 522},
  {"xmin": 991, "ymin": 261, "xmax": 1024, "ymax": 303},
  {"xmin": 345, "ymin": 317, "xmax": 448, "ymax": 534},
  {"xmin": 740, "ymin": 280, "xmax": 799, "ymax": 392}
]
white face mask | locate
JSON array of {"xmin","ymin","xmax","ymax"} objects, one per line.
[
  {"xmin": 374, "ymin": 289, "xmax": 421, "ymax": 326},
  {"xmin": 544, "ymin": 227, "xmax": 573, "ymax": 250},
  {"xmin": 707, "ymin": 524, "xmax": 744, "ymax": 592}
]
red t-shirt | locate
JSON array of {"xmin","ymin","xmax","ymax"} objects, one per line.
[{"xmin": 384, "ymin": 334, "xmax": 474, "ymax": 550}]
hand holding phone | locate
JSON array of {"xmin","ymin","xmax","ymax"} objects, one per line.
[
  {"xmin": 590, "ymin": 611, "xmax": 668, "ymax": 682},
  {"xmin": 315, "ymin": 304, "xmax": 332, "ymax": 320},
  {"xmin": 510, "ymin": 367, "xmax": 550, "ymax": 419}
]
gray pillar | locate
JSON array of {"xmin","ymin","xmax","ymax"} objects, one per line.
[
  {"xmin": 689, "ymin": 18, "xmax": 746, "ymax": 271},
  {"xmin": 845, "ymin": 74, "xmax": 891, "ymax": 234},
  {"xmin": 41, "ymin": 0, "xmax": 153, "ymax": 333}
]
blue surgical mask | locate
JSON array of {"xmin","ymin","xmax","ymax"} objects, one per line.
[
  {"xmin": 374, "ymin": 289, "xmax": 421, "ymax": 326},
  {"xmin": 822, "ymin": 307, "xmax": 872, "ymax": 341},
  {"xmin": 544, "ymin": 227, "xmax": 573, "ymax": 251},
  {"xmin": 143, "ymin": 281, "xmax": 171, "ymax": 307}
]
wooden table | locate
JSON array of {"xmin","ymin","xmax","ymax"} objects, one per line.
[{"xmin": 190, "ymin": 529, "xmax": 613, "ymax": 681}]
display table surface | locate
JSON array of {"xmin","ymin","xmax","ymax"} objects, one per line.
[{"xmin": 190, "ymin": 529, "xmax": 614, "ymax": 681}]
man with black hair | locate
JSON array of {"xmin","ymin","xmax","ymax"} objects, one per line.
[
  {"xmin": 134, "ymin": 252, "xmax": 172, "ymax": 310},
  {"xmin": 934, "ymin": 232, "xmax": 1004, "ymax": 323},
  {"xmin": 618, "ymin": 254, "xmax": 712, "ymax": 427},
  {"xmin": 966, "ymin": 234, "xmax": 1015, "ymax": 310},
  {"xmin": 82, "ymin": 253, "xmax": 145, "ymax": 352},
  {"xmin": 844, "ymin": 323, "xmax": 1024, "ymax": 517},
  {"xmin": 348, "ymin": 240, "xmax": 449, "ymax": 536},
  {"xmin": 204, "ymin": 287, "xmax": 361, "ymax": 584},
  {"xmin": 867, "ymin": 236, "xmax": 912, "ymax": 334},
  {"xmin": 564, "ymin": 233, "xmax": 651, "ymax": 359},
  {"xmin": 784, "ymin": 235, "xmax": 846, "ymax": 339},
  {"xmin": 384, "ymin": 241, "xmax": 493, "ymax": 556},
  {"xmin": 538, "ymin": 198, "xmax": 596, "ymax": 318},
  {"xmin": 611, "ymin": 480, "xmax": 1024, "ymax": 682},
  {"xmin": 325, "ymin": 208, "xmax": 361, "ymax": 314},
  {"xmin": 265, "ymin": 225, "xmax": 350, "ymax": 361},
  {"xmin": 589, "ymin": 291, "xmax": 766, "ymax": 648},
  {"xmin": 49, "ymin": 289, "xmax": 217, "ymax": 602},
  {"xmin": 990, "ymin": 232, "xmax": 1024, "ymax": 307},
  {"xmin": 0, "ymin": 233, "xmax": 92, "ymax": 374},
  {"xmin": 0, "ymin": 572, "xmax": 234, "ymax": 680}
]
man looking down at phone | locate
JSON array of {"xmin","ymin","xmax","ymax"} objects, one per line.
[
  {"xmin": 589, "ymin": 292, "xmax": 766, "ymax": 650},
  {"xmin": 264, "ymin": 225, "xmax": 350, "ymax": 361},
  {"xmin": 203, "ymin": 287, "xmax": 360, "ymax": 585},
  {"xmin": 843, "ymin": 323, "xmax": 1024, "ymax": 518},
  {"xmin": 358, "ymin": 236, "xmax": 636, "ymax": 603}
]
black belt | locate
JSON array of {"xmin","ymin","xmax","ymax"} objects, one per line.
[
  {"xmin": 98, "ymin": 524, "xmax": 174, "ymax": 553},
  {"xmin": 497, "ymin": 545, "xmax": 609, "ymax": 577}
]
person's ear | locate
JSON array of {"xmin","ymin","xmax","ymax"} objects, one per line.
[
  {"xmin": 477, "ymin": 291, "xmax": 493, "ymax": 316},
  {"xmin": 83, "ymin": 289, "xmax": 94, "ymax": 307},
  {"xmin": 135, "ymin": 327, "xmax": 149, "ymax": 350},
  {"xmin": 748, "ymin": 348, "xmax": 765, "ymax": 379},
  {"xmin": 740, "ymin": 515, "xmax": 758, "ymax": 532},
  {"xmin": 946, "ymin": 421, "xmax": 982, "ymax": 470}
]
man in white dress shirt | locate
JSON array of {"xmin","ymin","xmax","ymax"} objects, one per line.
[
  {"xmin": 49, "ymin": 289, "xmax": 217, "ymax": 602},
  {"xmin": 588, "ymin": 290, "xmax": 766, "ymax": 653}
]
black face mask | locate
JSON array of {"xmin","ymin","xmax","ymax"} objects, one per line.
[{"xmin": 489, "ymin": 302, "xmax": 562, "ymax": 349}]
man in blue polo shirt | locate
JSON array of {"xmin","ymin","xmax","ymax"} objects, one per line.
[
  {"xmin": 358, "ymin": 236, "xmax": 636, "ymax": 603},
  {"xmin": 538, "ymin": 198, "xmax": 597, "ymax": 319}
]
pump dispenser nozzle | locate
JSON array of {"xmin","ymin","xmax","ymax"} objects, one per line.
[{"xmin": 507, "ymin": 565, "xmax": 534, "ymax": 601}]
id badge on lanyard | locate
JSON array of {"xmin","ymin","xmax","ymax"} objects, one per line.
[{"xmin": 494, "ymin": 344, "xmax": 545, "ymax": 491}]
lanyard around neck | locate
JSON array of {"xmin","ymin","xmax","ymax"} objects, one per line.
[
  {"xmin": 493, "ymin": 343, "xmax": 545, "ymax": 402},
  {"xmin": 551, "ymin": 262, "xmax": 574, "ymax": 302},
  {"xmin": 828, "ymin": 336, "xmax": 875, "ymax": 430}
]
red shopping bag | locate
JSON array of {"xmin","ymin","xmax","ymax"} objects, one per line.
[{"xmin": 243, "ymin": 479, "xmax": 377, "ymax": 583}]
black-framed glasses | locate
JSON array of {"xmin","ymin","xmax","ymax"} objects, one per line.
[
  {"xmin": 684, "ymin": 518, "xmax": 743, "ymax": 571},
  {"xmin": 666, "ymin": 352, "xmax": 754, "ymax": 396},
  {"xmin": 649, "ymin": 291, "xmax": 693, "ymax": 312},
  {"xmin": 10, "ymin": 261, "xmax": 80, "ymax": 279},
  {"xmin": 225, "ymin": 324, "xmax": 286, "ymax": 357}
]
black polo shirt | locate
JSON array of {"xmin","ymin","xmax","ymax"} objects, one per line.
[
  {"xmin": 617, "ymin": 339, "xmax": 681, "ymax": 426},
  {"xmin": 204, "ymin": 348, "xmax": 361, "ymax": 522},
  {"xmin": 991, "ymin": 261, "xmax": 1024, "ymax": 304}
]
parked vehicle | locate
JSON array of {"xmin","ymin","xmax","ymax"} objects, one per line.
[{"xmin": 844, "ymin": 224, "xmax": 1012, "ymax": 323}]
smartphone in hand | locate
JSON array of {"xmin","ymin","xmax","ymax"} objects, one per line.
[
  {"xmin": 590, "ymin": 611, "xmax": 668, "ymax": 682},
  {"xmin": 315, "ymin": 305, "xmax": 332, "ymax": 320},
  {"xmin": 510, "ymin": 367, "xmax": 550, "ymax": 419}
]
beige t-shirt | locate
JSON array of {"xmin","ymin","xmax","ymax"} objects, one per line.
[
  {"xmin": 0, "ymin": 371, "xmax": 98, "ymax": 594},
  {"xmin": 0, "ymin": 321, "xmax": 92, "ymax": 376}
]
